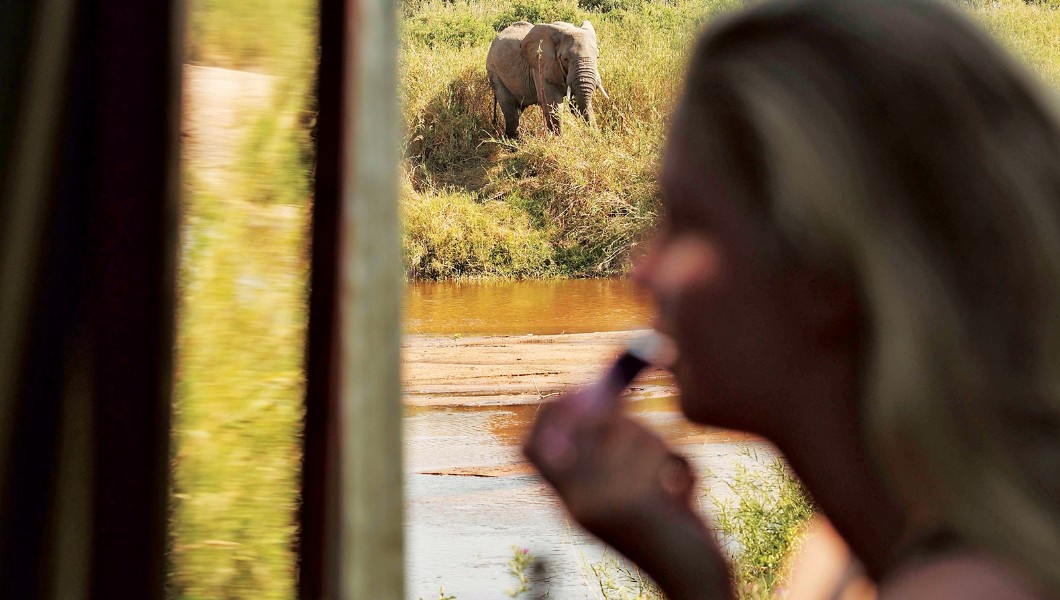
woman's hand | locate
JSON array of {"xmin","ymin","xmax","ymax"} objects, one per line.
[{"xmin": 523, "ymin": 390, "xmax": 733, "ymax": 599}]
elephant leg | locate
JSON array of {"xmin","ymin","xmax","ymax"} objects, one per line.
[
  {"xmin": 542, "ymin": 86, "xmax": 567, "ymax": 135},
  {"xmin": 501, "ymin": 103, "xmax": 523, "ymax": 139},
  {"xmin": 492, "ymin": 81, "xmax": 523, "ymax": 139}
]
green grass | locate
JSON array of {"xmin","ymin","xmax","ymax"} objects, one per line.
[
  {"xmin": 186, "ymin": 0, "xmax": 316, "ymax": 72},
  {"xmin": 709, "ymin": 453, "xmax": 816, "ymax": 599},
  {"xmin": 401, "ymin": 0, "xmax": 1060, "ymax": 280},
  {"xmin": 401, "ymin": 0, "xmax": 736, "ymax": 278},
  {"xmin": 401, "ymin": 176, "xmax": 556, "ymax": 279},
  {"xmin": 171, "ymin": 0, "xmax": 315, "ymax": 597},
  {"xmin": 170, "ymin": 190, "xmax": 309, "ymax": 599}
]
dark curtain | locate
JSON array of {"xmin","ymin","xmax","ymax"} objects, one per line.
[{"xmin": 0, "ymin": 0, "xmax": 182, "ymax": 597}]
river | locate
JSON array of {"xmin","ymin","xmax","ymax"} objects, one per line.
[{"xmin": 403, "ymin": 279, "xmax": 776, "ymax": 599}]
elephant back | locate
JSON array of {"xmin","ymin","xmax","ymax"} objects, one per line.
[
  {"xmin": 487, "ymin": 21, "xmax": 534, "ymax": 80},
  {"xmin": 493, "ymin": 21, "xmax": 534, "ymax": 43}
]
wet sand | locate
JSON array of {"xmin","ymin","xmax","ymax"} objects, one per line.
[{"xmin": 403, "ymin": 330, "xmax": 674, "ymax": 408}]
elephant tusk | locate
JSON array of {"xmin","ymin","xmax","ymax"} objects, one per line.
[{"xmin": 598, "ymin": 81, "xmax": 610, "ymax": 100}]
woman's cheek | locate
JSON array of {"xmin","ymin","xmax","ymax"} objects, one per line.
[{"xmin": 653, "ymin": 235, "xmax": 723, "ymax": 296}]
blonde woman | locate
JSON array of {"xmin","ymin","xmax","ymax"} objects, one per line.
[{"xmin": 524, "ymin": 0, "xmax": 1060, "ymax": 597}]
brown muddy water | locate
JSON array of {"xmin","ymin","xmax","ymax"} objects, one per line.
[
  {"xmin": 404, "ymin": 279, "xmax": 776, "ymax": 599},
  {"xmin": 404, "ymin": 278, "xmax": 653, "ymax": 336}
]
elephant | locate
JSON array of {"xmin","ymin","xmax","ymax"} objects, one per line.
[{"xmin": 486, "ymin": 20, "xmax": 609, "ymax": 138}]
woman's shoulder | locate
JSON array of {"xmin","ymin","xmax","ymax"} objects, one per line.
[
  {"xmin": 879, "ymin": 549, "xmax": 1051, "ymax": 600},
  {"xmin": 783, "ymin": 518, "xmax": 1052, "ymax": 600}
]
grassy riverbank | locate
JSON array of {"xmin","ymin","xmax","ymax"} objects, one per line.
[
  {"xmin": 401, "ymin": 0, "xmax": 737, "ymax": 278},
  {"xmin": 401, "ymin": 0, "xmax": 1060, "ymax": 279},
  {"xmin": 170, "ymin": 0, "xmax": 1060, "ymax": 598}
]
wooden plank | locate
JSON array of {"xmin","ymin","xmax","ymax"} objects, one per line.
[
  {"xmin": 90, "ymin": 0, "xmax": 182, "ymax": 596},
  {"xmin": 339, "ymin": 0, "xmax": 404, "ymax": 595},
  {"xmin": 300, "ymin": 0, "xmax": 347, "ymax": 595},
  {"xmin": 303, "ymin": 0, "xmax": 404, "ymax": 596},
  {"xmin": 0, "ymin": 0, "xmax": 181, "ymax": 596}
]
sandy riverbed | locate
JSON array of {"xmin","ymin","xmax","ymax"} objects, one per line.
[{"xmin": 403, "ymin": 330, "xmax": 675, "ymax": 407}]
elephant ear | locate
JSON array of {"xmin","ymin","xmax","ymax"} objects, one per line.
[
  {"xmin": 520, "ymin": 24, "xmax": 566, "ymax": 92},
  {"xmin": 581, "ymin": 20, "xmax": 595, "ymax": 34}
]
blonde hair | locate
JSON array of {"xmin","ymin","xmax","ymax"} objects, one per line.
[{"xmin": 678, "ymin": 0, "xmax": 1060, "ymax": 593}]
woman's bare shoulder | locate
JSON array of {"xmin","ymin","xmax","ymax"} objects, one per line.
[{"xmin": 879, "ymin": 551, "xmax": 1050, "ymax": 600}]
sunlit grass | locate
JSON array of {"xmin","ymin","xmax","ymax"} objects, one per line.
[
  {"xmin": 969, "ymin": 0, "xmax": 1060, "ymax": 86},
  {"xmin": 401, "ymin": 0, "xmax": 735, "ymax": 277},
  {"xmin": 710, "ymin": 454, "xmax": 816, "ymax": 599},
  {"xmin": 171, "ymin": 0, "xmax": 314, "ymax": 597},
  {"xmin": 170, "ymin": 192, "xmax": 308, "ymax": 598}
]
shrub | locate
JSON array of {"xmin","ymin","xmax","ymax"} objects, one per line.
[
  {"xmin": 405, "ymin": 12, "xmax": 497, "ymax": 49},
  {"xmin": 483, "ymin": 114, "xmax": 661, "ymax": 276},
  {"xmin": 579, "ymin": 0, "xmax": 644, "ymax": 13},
  {"xmin": 492, "ymin": 0, "xmax": 582, "ymax": 31},
  {"xmin": 582, "ymin": 550, "xmax": 663, "ymax": 599},
  {"xmin": 709, "ymin": 454, "xmax": 816, "ymax": 598},
  {"xmin": 403, "ymin": 61, "xmax": 496, "ymax": 175},
  {"xmin": 401, "ymin": 181, "xmax": 555, "ymax": 279}
]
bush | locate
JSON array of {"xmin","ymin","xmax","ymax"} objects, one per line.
[
  {"xmin": 401, "ymin": 182, "xmax": 555, "ymax": 279},
  {"xmin": 405, "ymin": 12, "xmax": 497, "ymax": 49},
  {"xmin": 578, "ymin": 0, "xmax": 644, "ymax": 13},
  {"xmin": 709, "ymin": 454, "xmax": 816, "ymax": 598},
  {"xmin": 403, "ymin": 62, "xmax": 495, "ymax": 174},
  {"xmin": 492, "ymin": 0, "xmax": 582, "ymax": 31},
  {"xmin": 483, "ymin": 114, "xmax": 661, "ymax": 275}
]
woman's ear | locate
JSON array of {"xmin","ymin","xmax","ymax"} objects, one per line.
[{"xmin": 519, "ymin": 24, "xmax": 565, "ymax": 88}]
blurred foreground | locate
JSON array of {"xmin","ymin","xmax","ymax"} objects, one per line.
[{"xmin": 172, "ymin": 0, "xmax": 314, "ymax": 594}]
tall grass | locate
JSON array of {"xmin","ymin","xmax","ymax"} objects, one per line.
[
  {"xmin": 970, "ymin": 0, "xmax": 1060, "ymax": 86},
  {"xmin": 401, "ymin": 176, "xmax": 555, "ymax": 279},
  {"xmin": 170, "ymin": 191, "xmax": 309, "ymax": 598},
  {"xmin": 710, "ymin": 455, "xmax": 816, "ymax": 599},
  {"xmin": 172, "ymin": 0, "xmax": 315, "ymax": 597},
  {"xmin": 401, "ymin": 0, "xmax": 737, "ymax": 278},
  {"xmin": 401, "ymin": 0, "xmax": 1060, "ymax": 279},
  {"xmin": 186, "ymin": 0, "xmax": 316, "ymax": 72}
]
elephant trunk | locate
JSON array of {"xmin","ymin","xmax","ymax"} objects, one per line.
[{"xmin": 573, "ymin": 57, "xmax": 598, "ymax": 122}]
